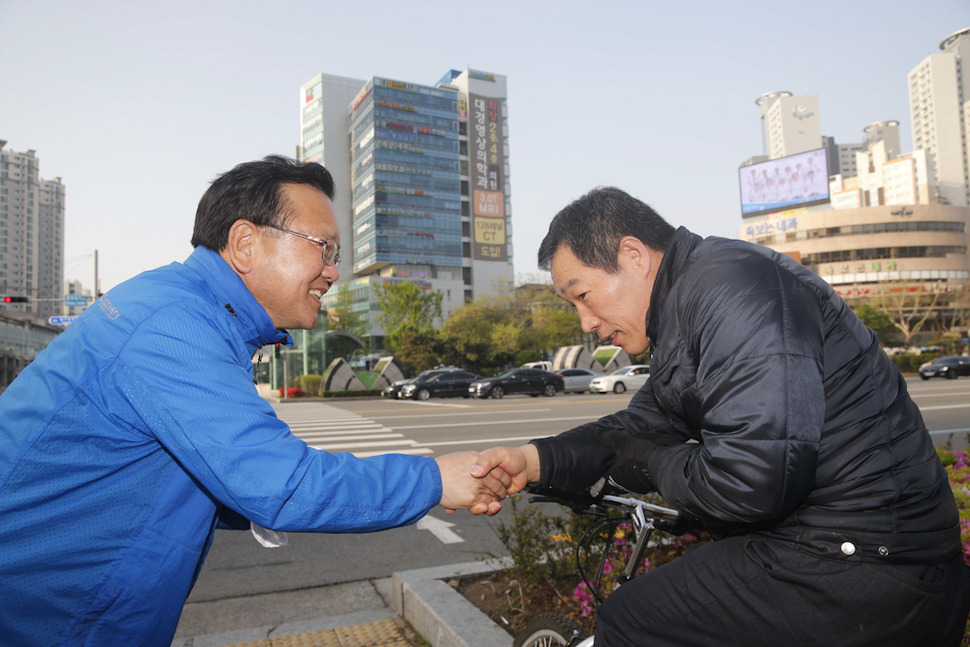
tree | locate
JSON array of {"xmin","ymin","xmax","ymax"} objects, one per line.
[
  {"xmin": 488, "ymin": 321, "xmax": 521, "ymax": 368},
  {"xmin": 865, "ymin": 283, "xmax": 950, "ymax": 346},
  {"xmin": 326, "ymin": 286, "xmax": 370, "ymax": 342},
  {"xmin": 852, "ymin": 304, "xmax": 901, "ymax": 347},
  {"xmin": 439, "ymin": 302, "xmax": 509, "ymax": 374},
  {"xmin": 531, "ymin": 304, "xmax": 585, "ymax": 351},
  {"xmin": 391, "ymin": 326, "xmax": 442, "ymax": 375},
  {"xmin": 374, "ymin": 281, "xmax": 443, "ymax": 353}
]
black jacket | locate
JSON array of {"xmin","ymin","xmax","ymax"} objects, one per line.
[{"xmin": 533, "ymin": 228, "xmax": 960, "ymax": 564}]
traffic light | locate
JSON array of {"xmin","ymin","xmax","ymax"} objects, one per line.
[{"xmin": 2, "ymin": 296, "xmax": 28, "ymax": 304}]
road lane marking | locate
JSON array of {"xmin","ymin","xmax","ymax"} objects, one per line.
[
  {"xmin": 416, "ymin": 516, "xmax": 464, "ymax": 544},
  {"xmin": 354, "ymin": 448, "xmax": 434, "ymax": 458},
  {"xmin": 299, "ymin": 433, "xmax": 403, "ymax": 442},
  {"xmin": 394, "ymin": 416, "xmax": 600, "ymax": 431},
  {"xmin": 368, "ymin": 408, "xmax": 552, "ymax": 420},
  {"xmin": 417, "ymin": 435, "xmax": 538, "ymax": 448},
  {"xmin": 308, "ymin": 439, "xmax": 418, "ymax": 451}
]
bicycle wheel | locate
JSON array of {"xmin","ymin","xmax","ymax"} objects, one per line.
[{"xmin": 513, "ymin": 612, "xmax": 586, "ymax": 647}]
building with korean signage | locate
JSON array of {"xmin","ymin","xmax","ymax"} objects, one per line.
[
  {"xmin": 299, "ymin": 69, "xmax": 512, "ymax": 345},
  {"xmin": 737, "ymin": 29, "xmax": 970, "ymax": 336}
]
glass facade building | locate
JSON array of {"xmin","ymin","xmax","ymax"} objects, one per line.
[
  {"xmin": 299, "ymin": 69, "xmax": 513, "ymax": 348},
  {"xmin": 349, "ymin": 78, "xmax": 463, "ymax": 279}
]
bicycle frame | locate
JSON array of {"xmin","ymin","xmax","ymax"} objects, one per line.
[
  {"xmin": 602, "ymin": 494, "xmax": 678, "ymax": 587},
  {"xmin": 513, "ymin": 492, "xmax": 681, "ymax": 647}
]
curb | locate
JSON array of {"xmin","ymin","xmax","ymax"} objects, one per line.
[
  {"xmin": 172, "ymin": 559, "xmax": 514, "ymax": 647},
  {"xmin": 393, "ymin": 558, "xmax": 514, "ymax": 647}
]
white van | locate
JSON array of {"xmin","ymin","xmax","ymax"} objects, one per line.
[{"xmin": 521, "ymin": 361, "xmax": 553, "ymax": 371}]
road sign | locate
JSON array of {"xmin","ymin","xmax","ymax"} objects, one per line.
[
  {"xmin": 64, "ymin": 294, "xmax": 88, "ymax": 307},
  {"xmin": 48, "ymin": 315, "xmax": 79, "ymax": 326}
]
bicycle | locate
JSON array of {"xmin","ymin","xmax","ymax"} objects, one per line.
[{"xmin": 511, "ymin": 487, "xmax": 684, "ymax": 647}]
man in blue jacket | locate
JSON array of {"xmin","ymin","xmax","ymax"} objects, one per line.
[
  {"xmin": 0, "ymin": 156, "xmax": 509, "ymax": 646},
  {"xmin": 474, "ymin": 187, "xmax": 970, "ymax": 646}
]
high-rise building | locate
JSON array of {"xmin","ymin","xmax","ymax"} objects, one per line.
[
  {"xmin": 0, "ymin": 141, "xmax": 65, "ymax": 322},
  {"xmin": 739, "ymin": 40, "xmax": 970, "ymax": 341},
  {"xmin": 756, "ymin": 91, "xmax": 822, "ymax": 160},
  {"xmin": 299, "ymin": 69, "xmax": 513, "ymax": 345},
  {"xmin": 908, "ymin": 27, "xmax": 970, "ymax": 207},
  {"xmin": 754, "ymin": 92, "xmax": 857, "ymax": 178}
]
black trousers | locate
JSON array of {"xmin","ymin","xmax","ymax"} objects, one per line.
[{"xmin": 596, "ymin": 534, "xmax": 970, "ymax": 646}]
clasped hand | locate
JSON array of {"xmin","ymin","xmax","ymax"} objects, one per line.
[{"xmin": 435, "ymin": 445, "xmax": 539, "ymax": 516}]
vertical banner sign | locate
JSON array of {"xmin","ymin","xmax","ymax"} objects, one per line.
[{"xmin": 469, "ymin": 94, "xmax": 508, "ymax": 261}]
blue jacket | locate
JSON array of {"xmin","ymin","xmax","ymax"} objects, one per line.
[{"xmin": 0, "ymin": 247, "xmax": 442, "ymax": 646}]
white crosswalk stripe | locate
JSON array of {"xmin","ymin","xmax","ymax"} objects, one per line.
[{"xmin": 271, "ymin": 402, "xmax": 432, "ymax": 458}]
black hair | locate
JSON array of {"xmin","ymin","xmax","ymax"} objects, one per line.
[
  {"xmin": 191, "ymin": 155, "xmax": 336, "ymax": 250},
  {"xmin": 537, "ymin": 186, "xmax": 675, "ymax": 273}
]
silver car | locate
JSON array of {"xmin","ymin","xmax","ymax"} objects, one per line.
[
  {"xmin": 554, "ymin": 368, "xmax": 605, "ymax": 393},
  {"xmin": 588, "ymin": 365, "xmax": 650, "ymax": 394}
]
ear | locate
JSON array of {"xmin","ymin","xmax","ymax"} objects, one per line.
[
  {"xmin": 618, "ymin": 236, "xmax": 651, "ymax": 276},
  {"xmin": 220, "ymin": 219, "xmax": 260, "ymax": 275}
]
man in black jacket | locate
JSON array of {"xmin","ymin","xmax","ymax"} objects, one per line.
[{"xmin": 473, "ymin": 187, "xmax": 970, "ymax": 646}]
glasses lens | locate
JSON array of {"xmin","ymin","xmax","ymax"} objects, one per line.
[{"xmin": 323, "ymin": 241, "xmax": 341, "ymax": 266}]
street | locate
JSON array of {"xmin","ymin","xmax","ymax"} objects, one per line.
[{"xmin": 186, "ymin": 377, "xmax": 970, "ymax": 605}]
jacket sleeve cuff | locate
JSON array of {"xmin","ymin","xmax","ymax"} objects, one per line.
[{"xmin": 529, "ymin": 431, "xmax": 615, "ymax": 492}]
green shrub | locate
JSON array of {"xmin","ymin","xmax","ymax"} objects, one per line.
[
  {"xmin": 320, "ymin": 389, "xmax": 382, "ymax": 399},
  {"xmin": 891, "ymin": 353, "xmax": 938, "ymax": 374},
  {"xmin": 516, "ymin": 349, "xmax": 542, "ymax": 366},
  {"xmin": 299, "ymin": 374, "xmax": 323, "ymax": 396}
]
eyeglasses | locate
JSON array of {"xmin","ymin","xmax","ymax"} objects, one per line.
[{"xmin": 268, "ymin": 225, "xmax": 341, "ymax": 266}]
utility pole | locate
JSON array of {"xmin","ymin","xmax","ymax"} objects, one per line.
[{"xmin": 94, "ymin": 250, "xmax": 99, "ymax": 298}]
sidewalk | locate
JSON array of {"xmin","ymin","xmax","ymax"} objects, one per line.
[{"xmin": 171, "ymin": 559, "xmax": 513, "ymax": 647}]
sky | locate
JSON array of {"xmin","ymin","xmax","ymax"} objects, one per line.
[{"xmin": 1, "ymin": 0, "xmax": 967, "ymax": 292}]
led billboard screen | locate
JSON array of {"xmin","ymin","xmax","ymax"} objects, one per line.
[{"xmin": 739, "ymin": 148, "xmax": 830, "ymax": 217}]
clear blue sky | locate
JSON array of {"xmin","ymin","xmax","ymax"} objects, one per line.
[{"xmin": 1, "ymin": 0, "xmax": 966, "ymax": 291}]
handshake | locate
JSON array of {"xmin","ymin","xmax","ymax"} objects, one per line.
[{"xmin": 434, "ymin": 444, "xmax": 540, "ymax": 516}]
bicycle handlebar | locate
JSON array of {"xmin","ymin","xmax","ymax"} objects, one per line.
[{"xmin": 525, "ymin": 486, "xmax": 680, "ymax": 522}]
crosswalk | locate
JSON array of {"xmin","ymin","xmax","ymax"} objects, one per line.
[{"xmin": 271, "ymin": 402, "xmax": 433, "ymax": 458}]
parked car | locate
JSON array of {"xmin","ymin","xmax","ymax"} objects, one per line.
[
  {"xmin": 555, "ymin": 367, "xmax": 605, "ymax": 393},
  {"xmin": 468, "ymin": 368, "xmax": 564, "ymax": 399},
  {"xmin": 918, "ymin": 356, "xmax": 970, "ymax": 380},
  {"xmin": 382, "ymin": 377, "xmax": 415, "ymax": 398},
  {"xmin": 401, "ymin": 370, "xmax": 479, "ymax": 400},
  {"xmin": 589, "ymin": 364, "xmax": 651, "ymax": 394},
  {"xmin": 521, "ymin": 361, "xmax": 553, "ymax": 371}
]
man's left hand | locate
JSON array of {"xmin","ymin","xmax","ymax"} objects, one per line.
[{"xmin": 607, "ymin": 432, "xmax": 679, "ymax": 494}]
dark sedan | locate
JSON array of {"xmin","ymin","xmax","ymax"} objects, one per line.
[
  {"xmin": 401, "ymin": 370, "xmax": 479, "ymax": 400},
  {"xmin": 468, "ymin": 368, "xmax": 564, "ymax": 399},
  {"xmin": 918, "ymin": 356, "xmax": 970, "ymax": 380}
]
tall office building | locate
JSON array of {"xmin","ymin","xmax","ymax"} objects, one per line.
[
  {"xmin": 908, "ymin": 27, "xmax": 970, "ymax": 207},
  {"xmin": 0, "ymin": 141, "xmax": 65, "ymax": 322},
  {"xmin": 756, "ymin": 91, "xmax": 822, "ymax": 160},
  {"xmin": 754, "ymin": 92, "xmax": 852, "ymax": 178},
  {"xmin": 823, "ymin": 136, "xmax": 866, "ymax": 179},
  {"xmin": 300, "ymin": 69, "xmax": 513, "ymax": 343}
]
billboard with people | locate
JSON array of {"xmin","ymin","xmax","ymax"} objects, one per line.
[{"xmin": 739, "ymin": 148, "xmax": 830, "ymax": 217}]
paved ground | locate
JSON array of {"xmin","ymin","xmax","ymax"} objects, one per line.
[{"xmin": 171, "ymin": 560, "xmax": 514, "ymax": 647}]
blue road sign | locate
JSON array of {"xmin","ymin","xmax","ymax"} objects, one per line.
[
  {"xmin": 48, "ymin": 315, "xmax": 80, "ymax": 326},
  {"xmin": 64, "ymin": 294, "xmax": 88, "ymax": 307}
]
